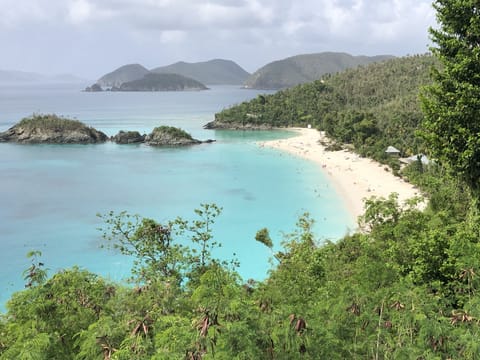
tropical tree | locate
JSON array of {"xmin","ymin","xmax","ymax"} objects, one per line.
[
  {"xmin": 421, "ymin": 0, "xmax": 480, "ymax": 204},
  {"xmin": 3, "ymin": 267, "xmax": 114, "ymax": 359},
  {"xmin": 98, "ymin": 211, "xmax": 190, "ymax": 285}
]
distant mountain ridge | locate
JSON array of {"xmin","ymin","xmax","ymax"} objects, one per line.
[
  {"xmin": 0, "ymin": 70, "xmax": 87, "ymax": 83},
  {"xmin": 151, "ymin": 59, "xmax": 250, "ymax": 85},
  {"xmin": 244, "ymin": 52, "xmax": 395, "ymax": 89},
  {"xmin": 95, "ymin": 59, "xmax": 250, "ymax": 88},
  {"xmin": 93, "ymin": 53, "xmax": 394, "ymax": 91}
]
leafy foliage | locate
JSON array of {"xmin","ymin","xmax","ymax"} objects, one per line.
[
  {"xmin": 150, "ymin": 126, "xmax": 194, "ymax": 140},
  {"xmin": 23, "ymin": 250, "xmax": 48, "ymax": 288},
  {"xmin": 3, "ymin": 189, "xmax": 480, "ymax": 359},
  {"xmin": 420, "ymin": 0, "xmax": 480, "ymax": 201},
  {"xmin": 255, "ymin": 228, "xmax": 273, "ymax": 249},
  {"xmin": 98, "ymin": 211, "xmax": 189, "ymax": 284},
  {"xmin": 17, "ymin": 114, "xmax": 88, "ymax": 131}
]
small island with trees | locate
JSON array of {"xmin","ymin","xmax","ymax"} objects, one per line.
[
  {"xmin": 111, "ymin": 73, "xmax": 208, "ymax": 92},
  {"xmin": 85, "ymin": 73, "xmax": 208, "ymax": 92},
  {"xmin": 0, "ymin": 114, "xmax": 213, "ymax": 146},
  {"xmin": 0, "ymin": 114, "xmax": 108, "ymax": 144}
]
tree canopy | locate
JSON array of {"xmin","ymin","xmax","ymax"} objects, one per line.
[
  {"xmin": 421, "ymin": 0, "xmax": 480, "ymax": 201},
  {"xmin": 1, "ymin": 187, "xmax": 480, "ymax": 359}
]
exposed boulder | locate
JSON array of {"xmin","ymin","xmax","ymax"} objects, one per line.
[
  {"xmin": 0, "ymin": 114, "xmax": 108, "ymax": 144},
  {"xmin": 112, "ymin": 130, "xmax": 146, "ymax": 144}
]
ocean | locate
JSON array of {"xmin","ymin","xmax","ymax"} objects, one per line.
[{"xmin": 0, "ymin": 83, "xmax": 353, "ymax": 309}]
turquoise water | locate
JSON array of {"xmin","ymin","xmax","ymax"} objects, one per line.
[{"xmin": 0, "ymin": 84, "xmax": 353, "ymax": 309}]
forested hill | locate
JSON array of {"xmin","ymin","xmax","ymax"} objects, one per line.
[
  {"xmin": 212, "ymin": 54, "xmax": 437, "ymax": 162},
  {"xmin": 94, "ymin": 59, "xmax": 250, "ymax": 89},
  {"xmin": 97, "ymin": 64, "xmax": 150, "ymax": 88},
  {"xmin": 151, "ymin": 59, "xmax": 250, "ymax": 85},
  {"xmin": 243, "ymin": 52, "xmax": 394, "ymax": 89},
  {"xmin": 112, "ymin": 73, "xmax": 208, "ymax": 91}
]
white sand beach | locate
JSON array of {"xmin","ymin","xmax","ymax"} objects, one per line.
[{"xmin": 261, "ymin": 128, "xmax": 422, "ymax": 222}]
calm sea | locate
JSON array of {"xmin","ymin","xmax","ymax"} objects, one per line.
[{"xmin": 0, "ymin": 83, "xmax": 353, "ymax": 309}]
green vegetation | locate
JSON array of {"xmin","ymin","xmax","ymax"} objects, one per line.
[
  {"xmin": 243, "ymin": 52, "xmax": 393, "ymax": 89},
  {"xmin": 17, "ymin": 114, "xmax": 88, "ymax": 131},
  {"xmin": 2, "ymin": 183, "xmax": 480, "ymax": 359},
  {"xmin": 215, "ymin": 54, "xmax": 437, "ymax": 165},
  {"xmin": 150, "ymin": 126, "xmax": 194, "ymax": 141},
  {"xmin": 117, "ymin": 73, "xmax": 208, "ymax": 91},
  {"xmin": 421, "ymin": 0, "xmax": 480, "ymax": 203},
  {"xmin": 3, "ymin": 3, "xmax": 480, "ymax": 359}
]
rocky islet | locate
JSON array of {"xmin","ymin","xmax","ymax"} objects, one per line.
[{"xmin": 0, "ymin": 115, "xmax": 214, "ymax": 146}]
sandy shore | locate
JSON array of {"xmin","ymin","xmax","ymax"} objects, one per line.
[{"xmin": 261, "ymin": 128, "xmax": 422, "ymax": 222}]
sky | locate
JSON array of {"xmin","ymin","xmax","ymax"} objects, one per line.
[{"xmin": 0, "ymin": 0, "xmax": 437, "ymax": 80}]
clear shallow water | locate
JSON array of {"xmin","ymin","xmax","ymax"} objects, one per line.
[{"xmin": 0, "ymin": 84, "xmax": 354, "ymax": 309}]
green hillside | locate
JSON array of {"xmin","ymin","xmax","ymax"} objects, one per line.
[
  {"xmin": 214, "ymin": 54, "xmax": 437, "ymax": 164},
  {"xmin": 114, "ymin": 73, "xmax": 208, "ymax": 91},
  {"xmin": 244, "ymin": 52, "xmax": 394, "ymax": 89},
  {"xmin": 151, "ymin": 59, "xmax": 250, "ymax": 85},
  {"xmin": 96, "ymin": 64, "xmax": 150, "ymax": 88}
]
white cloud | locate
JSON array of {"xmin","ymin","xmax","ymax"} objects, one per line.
[
  {"xmin": 158, "ymin": 30, "xmax": 186, "ymax": 44},
  {"xmin": 0, "ymin": 0, "xmax": 437, "ymax": 77},
  {"xmin": 68, "ymin": 0, "xmax": 92, "ymax": 24},
  {"xmin": 0, "ymin": 0, "xmax": 49, "ymax": 28}
]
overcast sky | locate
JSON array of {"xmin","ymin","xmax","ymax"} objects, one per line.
[{"xmin": 0, "ymin": 0, "xmax": 437, "ymax": 80}]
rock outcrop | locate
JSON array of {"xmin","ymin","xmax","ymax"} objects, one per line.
[
  {"xmin": 112, "ymin": 130, "xmax": 146, "ymax": 144},
  {"xmin": 0, "ymin": 115, "xmax": 108, "ymax": 144},
  {"xmin": 0, "ymin": 116, "xmax": 215, "ymax": 146},
  {"xmin": 145, "ymin": 126, "xmax": 202, "ymax": 146}
]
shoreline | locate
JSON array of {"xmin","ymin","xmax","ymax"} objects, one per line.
[{"xmin": 260, "ymin": 128, "xmax": 422, "ymax": 223}]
